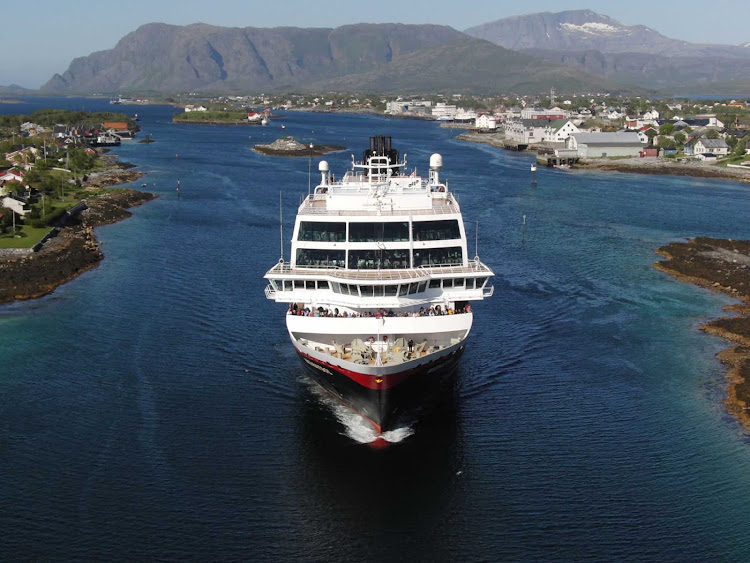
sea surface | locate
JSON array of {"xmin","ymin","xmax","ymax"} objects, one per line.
[{"xmin": 3, "ymin": 98, "xmax": 750, "ymax": 560}]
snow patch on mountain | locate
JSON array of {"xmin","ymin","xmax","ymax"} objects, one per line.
[
  {"xmin": 740, "ymin": 41, "xmax": 750, "ymax": 48},
  {"xmin": 559, "ymin": 22, "xmax": 628, "ymax": 35}
]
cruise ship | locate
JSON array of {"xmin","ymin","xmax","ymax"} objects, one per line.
[{"xmin": 264, "ymin": 136, "xmax": 494, "ymax": 433}]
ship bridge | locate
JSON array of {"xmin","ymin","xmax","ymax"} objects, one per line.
[{"xmin": 299, "ymin": 134, "xmax": 456, "ymax": 216}]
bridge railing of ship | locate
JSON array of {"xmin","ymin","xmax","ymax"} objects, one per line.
[{"xmin": 266, "ymin": 259, "xmax": 493, "ymax": 281}]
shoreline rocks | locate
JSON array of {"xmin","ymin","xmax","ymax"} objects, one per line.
[
  {"xmin": 0, "ymin": 188, "xmax": 156, "ymax": 305},
  {"xmin": 654, "ymin": 238, "xmax": 750, "ymax": 431}
]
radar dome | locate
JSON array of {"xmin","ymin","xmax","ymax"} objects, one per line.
[
  {"xmin": 429, "ymin": 153, "xmax": 443, "ymax": 170},
  {"xmin": 318, "ymin": 161, "xmax": 329, "ymax": 172}
]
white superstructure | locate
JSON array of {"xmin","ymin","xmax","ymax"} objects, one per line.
[{"xmin": 264, "ymin": 136, "xmax": 493, "ymax": 377}]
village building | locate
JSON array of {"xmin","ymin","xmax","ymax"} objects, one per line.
[
  {"xmin": 545, "ymin": 119, "xmax": 580, "ymax": 143},
  {"xmin": 566, "ymin": 132, "xmax": 644, "ymax": 158},
  {"xmin": 685, "ymin": 137, "xmax": 730, "ymax": 156},
  {"xmin": 431, "ymin": 103, "xmax": 458, "ymax": 121},
  {"xmin": 475, "ymin": 114, "xmax": 497, "ymax": 130}
]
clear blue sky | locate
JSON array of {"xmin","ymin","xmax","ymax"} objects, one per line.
[{"xmin": 2, "ymin": 0, "xmax": 748, "ymax": 89}]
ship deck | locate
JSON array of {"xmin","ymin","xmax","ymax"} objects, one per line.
[{"xmin": 299, "ymin": 336, "xmax": 454, "ymax": 367}]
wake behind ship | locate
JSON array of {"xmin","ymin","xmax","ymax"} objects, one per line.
[{"xmin": 264, "ymin": 136, "xmax": 494, "ymax": 433}]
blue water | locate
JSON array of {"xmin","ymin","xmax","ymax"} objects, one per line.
[{"xmin": 3, "ymin": 98, "xmax": 750, "ymax": 559}]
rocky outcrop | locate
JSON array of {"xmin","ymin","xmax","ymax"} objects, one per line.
[{"xmin": 655, "ymin": 238, "xmax": 750, "ymax": 431}]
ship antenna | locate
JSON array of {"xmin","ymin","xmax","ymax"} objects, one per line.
[
  {"xmin": 308, "ymin": 143, "xmax": 313, "ymax": 196},
  {"xmin": 475, "ymin": 220, "xmax": 479, "ymax": 263},
  {"xmin": 279, "ymin": 191, "xmax": 284, "ymax": 263}
]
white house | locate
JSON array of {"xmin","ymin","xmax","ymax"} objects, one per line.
[
  {"xmin": 637, "ymin": 127, "xmax": 658, "ymax": 144},
  {"xmin": 566, "ymin": 132, "xmax": 644, "ymax": 158},
  {"xmin": 545, "ymin": 119, "xmax": 580, "ymax": 142},
  {"xmin": 184, "ymin": 104, "xmax": 208, "ymax": 112},
  {"xmin": 475, "ymin": 114, "xmax": 497, "ymax": 130},
  {"xmin": 1, "ymin": 196, "xmax": 30, "ymax": 216},
  {"xmin": 688, "ymin": 137, "xmax": 730, "ymax": 156},
  {"xmin": 643, "ymin": 108, "xmax": 660, "ymax": 120},
  {"xmin": 504, "ymin": 119, "xmax": 551, "ymax": 144}
]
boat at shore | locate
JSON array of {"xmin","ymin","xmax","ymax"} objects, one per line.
[{"xmin": 264, "ymin": 136, "xmax": 494, "ymax": 433}]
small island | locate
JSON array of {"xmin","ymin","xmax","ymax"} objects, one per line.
[
  {"xmin": 253, "ymin": 136, "xmax": 345, "ymax": 157},
  {"xmin": 253, "ymin": 137, "xmax": 346, "ymax": 156},
  {"xmin": 655, "ymin": 238, "xmax": 750, "ymax": 430}
]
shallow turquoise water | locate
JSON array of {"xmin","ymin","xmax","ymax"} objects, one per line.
[{"xmin": 2, "ymin": 98, "xmax": 750, "ymax": 559}]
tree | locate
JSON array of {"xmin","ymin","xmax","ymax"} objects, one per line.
[
  {"xmin": 645, "ymin": 129, "xmax": 658, "ymax": 146},
  {"xmin": 4, "ymin": 181, "xmax": 25, "ymax": 197},
  {"xmin": 673, "ymin": 132, "xmax": 687, "ymax": 146},
  {"xmin": 733, "ymin": 137, "xmax": 748, "ymax": 157},
  {"xmin": 0, "ymin": 207, "xmax": 14, "ymax": 233},
  {"xmin": 706, "ymin": 129, "xmax": 720, "ymax": 139},
  {"xmin": 659, "ymin": 123, "xmax": 675, "ymax": 136}
]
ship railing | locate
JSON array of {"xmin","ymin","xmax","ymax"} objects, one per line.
[
  {"xmin": 298, "ymin": 198, "xmax": 459, "ymax": 216},
  {"xmin": 482, "ymin": 285, "xmax": 495, "ymax": 298},
  {"xmin": 264, "ymin": 284, "xmax": 277, "ymax": 299},
  {"xmin": 266, "ymin": 259, "xmax": 493, "ymax": 281}
]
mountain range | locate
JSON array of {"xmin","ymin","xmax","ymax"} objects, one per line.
[
  {"xmin": 28, "ymin": 11, "xmax": 750, "ymax": 96},
  {"xmin": 465, "ymin": 10, "xmax": 750, "ymax": 94}
]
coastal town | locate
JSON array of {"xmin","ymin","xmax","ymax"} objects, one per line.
[{"xmin": 175, "ymin": 91, "xmax": 750, "ymax": 180}]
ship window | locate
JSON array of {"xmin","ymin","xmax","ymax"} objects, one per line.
[
  {"xmin": 294, "ymin": 280, "xmax": 305, "ymax": 289},
  {"xmin": 317, "ymin": 280, "xmax": 329, "ymax": 290},
  {"xmin": 295, "ymin": 249, "xmax": 345, "ymax": 268},
  {"xmin": 413, "ymin": 247, "xmax": 463, "ymax": 267},
  {"xmin": 347, "ymin": 284, "xmax": 359, "ymax": 296},
  {"xmin": 454, "ymin": 278, "xmax": 465, "ymax": 288},
  {"xmin": 398, "ymin": 284, "xmax": 409, "ymax": 296},
  {"xmin": 349, "ymin": 249, "xmax": 409, "ymax": 269},
  {"xmin": 349, "ymin": 221, "xmax": 409, "ymax": 242},
  {"xmin": 412, "ymin": 220, "xmax": 461, "ymax": 241},
  {"xmin": 298, "ymin": 221, "xmax": 346, "ymax": 242},
  {"xmin": 373, "ymin": 285, "xmax": 385, "ymax": 297},
  {"xmin": 443, "ymin": 279, "xmax": 454, "ymax": 288},
  {"xmin": 466, "ymin": 278, "xmax": 475, "ymax": 289},
  {"xmin": 306, "ymin": 280, "xmax": 315, "ymax": 290},
  {"xmin": 360, "ymin": 285, "xmax": 374, "ymax": 297},
  {"xmin": 429, "ymin": 279, "xmax": 441, "ymax": 289},
  {"xmin": 384, "ymin": 285, "xmax": 398, "ymax": 296},
  {"xmin": 418, "ymin": 281, "xmax": 427, "ymax": 292},
  {"xmin": 408, "ymin": 282, "xmax": 418, "ymax": 294},
  {"xmin": 283, "ymin": 280, "xmax": 292, "ymax": 291},
  {"xmin": 331, "ymin": 282, "xmax": 340, "ymax": 293}
]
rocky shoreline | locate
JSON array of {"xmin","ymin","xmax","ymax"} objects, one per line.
[
  {"xmin": 0, "ymin": 187, "xmax": 155, "ymax": 305},
  {"xmin": 654, "ymin": 238, "xmax": 750, "ymax": 430},
  {"xmin": 575, "ymin": 157, "xmax": 750, "ymax": 183}
]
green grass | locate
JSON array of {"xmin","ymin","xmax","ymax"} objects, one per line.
[{"xmin": 0, "ymin": 226, "xmax": 52, "ymax": 248}]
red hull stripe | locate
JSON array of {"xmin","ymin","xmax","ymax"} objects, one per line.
[{"xmin": 296, "ymin": 348, "xmax": 457, "ymax": 390}]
